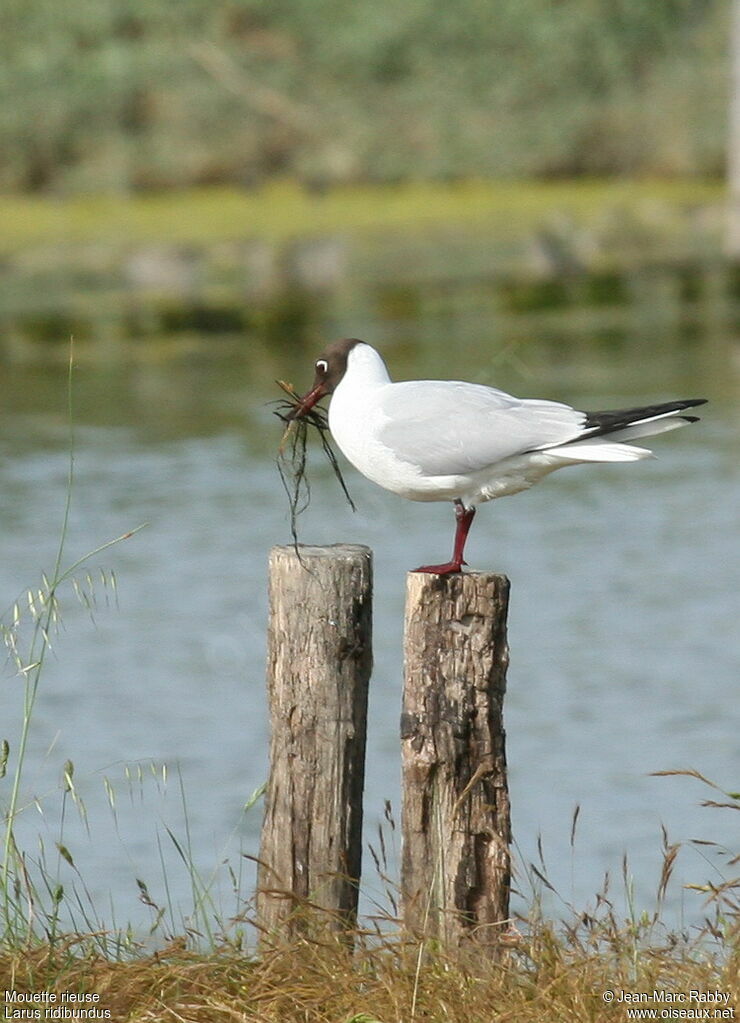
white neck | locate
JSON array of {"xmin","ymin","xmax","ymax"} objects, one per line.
[
  {"xmin": 328, "ymin": 344, "xmax": 391, "ymax": 462},
  {"xmin": 341, "ymin": 343, "xmax": 391, "ymax": 390}
]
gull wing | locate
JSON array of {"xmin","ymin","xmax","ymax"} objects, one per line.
[{"xmin": 377, "ymin": 380, "xmax": 585, "ymax": 476}]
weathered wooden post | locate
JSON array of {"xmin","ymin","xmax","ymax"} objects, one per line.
[
  {"xmin": 400, "ymin": 571, "xmax": 511, "ymax": 948},
  {"xmin": 257, "ymin": 544, "xmax": 372, "ymax": 940}
]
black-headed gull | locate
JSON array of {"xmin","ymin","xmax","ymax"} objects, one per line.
[{"xmin": 290, "ymin": 339, "xmax": 706, "ymax": 575}]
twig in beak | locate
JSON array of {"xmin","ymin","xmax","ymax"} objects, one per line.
[{"xmin": 271, "ymin": 380, "xmax": 356, "ymax": 553}]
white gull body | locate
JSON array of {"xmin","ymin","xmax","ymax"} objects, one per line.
[
  {"xmin": 327, "ymin": 343, "xmax": 681, "ymax": 504},
  {"xmin": 292, "ymin": 339, "xmax": 705, "ymax": 573}
]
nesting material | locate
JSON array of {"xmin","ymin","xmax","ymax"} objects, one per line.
[{"xmin": 273, "ymin": 380, "xmax": 356, "ymax": 547}]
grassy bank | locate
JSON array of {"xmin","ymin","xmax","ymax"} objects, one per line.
[
  {"xmin": 0, "ymin": 178, "xmax": 724, "ymax": 254},
  {"xmin": 1, "ymin": 916, "xmax": 738, "ymax": 1022},
  {"xmin": 1, "ymin": 177, "xmax": 730, "ymax": 350}
]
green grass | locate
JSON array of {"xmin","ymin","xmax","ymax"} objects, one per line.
[{"xmin": 0, "ymin": 178, "xmax": 724, "ymax": 255}]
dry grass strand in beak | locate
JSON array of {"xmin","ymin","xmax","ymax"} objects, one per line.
[{"xmin": 271, "ymin": 380, "xmax": 356, "ymax": 552}]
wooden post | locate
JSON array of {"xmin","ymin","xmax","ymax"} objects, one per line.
[
  {"xmin": 401, "ymin": 571, "xmax": 511, "ymax": 948},
  {"xmin": 257, "ymin": 544, "xmax": 372, "ymax": 940}
]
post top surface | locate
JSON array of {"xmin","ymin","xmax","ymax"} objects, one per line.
[
  {"xmin": 271, "ymin": 543, "xmax": 372, "ymax": 560},
  {"xmin": 407, "ymin": 568, "xmax": 510, "ymax": 584}
]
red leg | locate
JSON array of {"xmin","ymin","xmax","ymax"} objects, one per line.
[{"xmin": 414, "ymin": 501, "xmax": 476, "ymax": 575}]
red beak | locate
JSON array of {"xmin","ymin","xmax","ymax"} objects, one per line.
[{"xmin": 287, "ymin": 382, "xmax": 327, "ymax": 420}]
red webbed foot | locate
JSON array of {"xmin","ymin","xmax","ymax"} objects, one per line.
[{"xmin": 412, "ymin": 560, "xmax": 466, "ymax": 575}]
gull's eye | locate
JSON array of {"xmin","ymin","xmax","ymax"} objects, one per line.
[{"xmin": 316, "ymin": 359, "xmax": 328, "ymax": 375}]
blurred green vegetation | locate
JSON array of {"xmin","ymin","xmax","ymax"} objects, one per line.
[
  {"xmin": 0, "ymin": 179, "xmax": 722, "ymax": 252},
  {"xmin": 0, "ymin": 0, "xmax": 728, "ymax": 194}
]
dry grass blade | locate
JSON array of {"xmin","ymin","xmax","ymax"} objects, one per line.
[
  {"xmin": 650, "ymin": 768, "xmax": 720, "ymax": 789},
  {"xmin": 570, "ymin": 804, "xmax": 580, "ymax": 849},
  {"xmin": 657, "ymin": 842, "xmax": 680, "ymax": 907},
  {"xmin": 529, "ymin": 863, "xmax": 557, "ymax": 894},
  {"xmin": 4, "ymin": 913, "xmax": 737, "ymax": 1023},
  {"xmin": 271, "ymin": 380, "xmax": 356, "ymax": 551}
]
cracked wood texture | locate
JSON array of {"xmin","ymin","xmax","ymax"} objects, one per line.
[
  {"xmin": 257, "ymin": 544, "xmax": 372, "ymax": 941},
  {"xmin": 401, "ymin": 570, "xmax": 511, "ymax": 949}
]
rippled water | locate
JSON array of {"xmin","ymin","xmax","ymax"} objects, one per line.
[{"xmin": 1, "ymin": 331, "xmax": 737, "ymax": 938}]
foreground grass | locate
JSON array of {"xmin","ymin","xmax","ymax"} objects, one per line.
[
  {"xmin": 0, "ymin": 178, "xmax": 723, "ymax": 255},
  {"xmin": 1, "ymin": 921, "xmax": 737, "ymax": 1023}
]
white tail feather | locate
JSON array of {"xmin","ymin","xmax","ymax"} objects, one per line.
[
  {"xmin": 543, "ymin": 410, "xmax": 696, "ymax": 462},
  {"xmin": 595, "ymin": 417, "xmax": 689, "ymax": 443},
  {"xmin": 545, "ymin": 440, "xmax": 653, "ymax": 462}
]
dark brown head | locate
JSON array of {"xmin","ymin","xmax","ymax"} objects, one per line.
[{"xmin": 288, "ymin": 339, "xmax": 363, "ymax": 419}]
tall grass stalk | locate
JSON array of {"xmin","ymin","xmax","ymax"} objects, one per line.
[
  {"xmin": 1, "ymin": 349, "xmax": 75, "ymax": 931},
  {"xmin": 0, "ymin": 343, "xmax": 144, "ymax": 944}
]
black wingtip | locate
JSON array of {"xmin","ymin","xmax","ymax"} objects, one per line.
[{"xmin": 583, "ymin": 398, "xmax": 708, "ymax": 438}]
